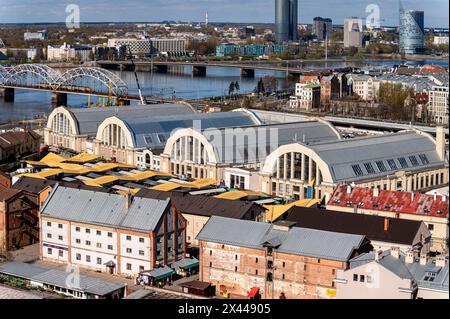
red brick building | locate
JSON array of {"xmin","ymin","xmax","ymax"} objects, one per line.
[
  {"xmin": 197, "ymin": 216, "xmax": 372, "ymax": 299},
  {"xmin": 0, "ymin": 130, "xmax": 41, "ymax": 162}
]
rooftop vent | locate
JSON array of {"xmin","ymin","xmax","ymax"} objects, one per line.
[{"xmin": 273, "ymin": 221, "xmax": 296, "ymax": 232}]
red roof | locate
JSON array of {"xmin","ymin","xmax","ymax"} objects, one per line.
[{"xmin": 328, "ymin": 185, "xmax": 448, "ymax": 218}]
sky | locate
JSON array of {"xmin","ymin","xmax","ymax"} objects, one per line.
[{"xmin": 0, "ymin": 0, "xmax": 448, "ymax": 27}]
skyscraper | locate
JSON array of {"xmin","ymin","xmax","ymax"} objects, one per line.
[
  {"xmin": 312, "ymin": 17, "xmax": 333, "ymax": 41},
  {"xmin": 399, "ymin": 5, "xmax": 425, "ymax": 54},
  {"xmin": 275, "ymin": 0, "xmax": 298, "ymax": 43},
  {"xmin": 343, "ymin": 18, "xmax": 363, "ymax": 48}
]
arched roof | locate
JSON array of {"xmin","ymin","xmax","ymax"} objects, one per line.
[
  {"xmin": 262, "ymin": 130, "xmax": 443, "ymax": 184},
  {"xmin": 46, "ymin": 107, "xmax": 80, "ymax": 135},
  {"xmin": 96, "ymin": 116, "xmax": 136, "ymax": 148}
]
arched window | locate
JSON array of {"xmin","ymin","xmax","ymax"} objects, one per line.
[
  {"xmin": 275, "ymin": 152, "xmax": 323, "ymax": 184},
  {"xmin": 101, "ymin": 124, "xmax": 128, "ymax": 149},
  {"xmin": 171, "ymin": 136, "xmax": 209, "ymax": 164},
  {"xmin": 145, "ymin": 153, "xmax": 151, "ymax": 165},
  {"xmin": 51, "ymin": 112, "xmax": 73, "ymax": 135}
]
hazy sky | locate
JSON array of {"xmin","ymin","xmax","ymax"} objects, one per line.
[{"xmin": 0, "ymin": 0, "xmax": 448, "ymax": 27}]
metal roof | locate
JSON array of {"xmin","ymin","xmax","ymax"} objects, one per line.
[
  {"xmin": 65, "ymin": 103, "xmax": 195, "ymax": 135},
  {"xmin": 0, "ymin": 262, "xmax": 125, "ymax": 296},
  {"xmin": 196, "ymin": 216, "xmax": 366, "ymax": 261},
  {"xmin": 349, "ymin": 251, "xmax": 449, "ymax": 292},
  {"xmin": 121, "ymin": 111, "xmax": 259, "ymax": 149},
  {"xmin": 308, "ymin": 131, "xmax": 443, "ymax": 183},
  {"xmin": 41, "ymin": 185, "xmax": 170, "ymax": 232}
]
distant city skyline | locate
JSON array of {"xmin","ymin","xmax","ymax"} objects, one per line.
[{"xmin": 0, "ymin": 0, "xmax": 448, "ymax": 27}]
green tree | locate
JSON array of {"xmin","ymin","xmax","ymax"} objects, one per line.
[{"xmin": 228, "ymin": 81, "xmax": 235, "ymax": 96}]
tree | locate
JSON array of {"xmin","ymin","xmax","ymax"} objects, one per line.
[
  {"xmin": 262, "ymin": 75, "xmax": 277, "ymax": 93},
  {"xmin": 228, "ymin": 81, "xmax": 235, "ymax": 96},
  {"xmin": 234, "ymin": 81, "xmax": 240, "ymax": 93},
  {"xmin": 255, "ymin": 78, "xmax": 266, "ymax": 95}
]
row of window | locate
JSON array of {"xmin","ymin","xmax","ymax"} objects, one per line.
[
  {"xmin": 351, "ymin": 154, "xmax": 430, "ymax": 177},
  {"xmin": 46, "ymin": 223, "xmax": 147, "ymax": 243},
  {"xmin": 353, "ymin": 274, "xmax": 373, "ymax": 283}
]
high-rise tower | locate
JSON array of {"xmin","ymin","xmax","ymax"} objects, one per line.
[
  {"xmin": 275, "ymin": 0, "xmax": 298, "ymax": 43},
  {"xmin": 399, "ymin": 1, "xmax": 424, "ymax": 54}
]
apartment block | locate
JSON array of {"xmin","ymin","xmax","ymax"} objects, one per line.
[
  {"xmin": 40, "ymin": 185, "xmax": 187, "ymax": 277},
  {"xmin": 197, "ymin": 216, "xmax": 372, "ymax": 299}
]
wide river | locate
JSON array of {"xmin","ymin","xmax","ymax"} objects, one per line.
[{"xmin": 0, "ymin": 59, "xmax": 448, "ymax": 124}]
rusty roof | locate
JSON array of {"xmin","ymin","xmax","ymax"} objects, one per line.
[{"xmin": 328, "ymin": 185, "xmax": 449, "ymax": 218}]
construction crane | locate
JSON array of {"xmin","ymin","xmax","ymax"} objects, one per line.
[{"xmin": 127, "ymin": 48, "xmax": 145, "ymax": 105}]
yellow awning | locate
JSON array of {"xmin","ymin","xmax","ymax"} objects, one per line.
[
  {"xmin": 182, "ymin": 178, "xmax": 218, "ymax": 189},
  {"xmin": 263, "ymin": 198, "xmax": 321, "ymax": 222},
  {"xmin": 215, "ymin": 190, "xmax": 265, "ymax": 201},
  {"xmin": 151, "ymin": 183, "xmax": 182, "ymax": 191},
  {"xmin": 67, "ymin": 153, "xmax": 99, "ymax": 163}
]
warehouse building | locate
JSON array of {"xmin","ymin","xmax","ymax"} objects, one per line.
[{"xmin": 197, "ymin": 216, "xmax": 372, "ymax": 299}]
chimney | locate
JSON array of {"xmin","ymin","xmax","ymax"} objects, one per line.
[
  {"xmin": 125, "ymin": 193, "xmax": 133, "ymax": 209},
  {"xmin": 384, "ymin": 218, "xmax": 391, "ymax": 232},
  {"xmin": 420, "ymin": 253, "xmax": 428, "ymax": 266},
  {"xmin": 405, "ymin": 250, "xmax": 414, "ymax": 264},
  {"xmin": 436, "ymin": 255, "xmax": 447, "ymax": 268},
  {"xmin": 374, "ymin": 250, "xmax": 383, "ymax": 261},
  {"xmin": 373, "ymin": 187, "xmax": 379, "ymax": 197},
  {"xmin": 391, "ymin": 247, "xmax": 400, "ymax": 259},
  {"xmin": 436, "ymin": 125, "xmax": 445, "ymax": 161}
]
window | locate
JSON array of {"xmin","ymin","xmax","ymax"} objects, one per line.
[
  {"xmin": 107, "ymin": 232, "xmax": 113, "ymax": 238},
  {"xmin": 126, "ymin": 263, "xmax": 132, "ymax": 271},
  {"xmin": 387, "ymin": 159, "xmax": 397, "ymax": 170},
  {"xmin": 209, "ymin": 250, "xmax": 213, "ymax": 256},
  {"xmin": 108, "ymin": 245, "xmax": 113, "ymax": 250},
  {"xmin": 367, "ymin": 275, "xmax": 373, "ymax": 283},
  {"xmin": 332, "ymin": 269, "xmax": 336, "ymax": 275},
  {"xmin": 96, "ymin": 243, "xmax": 102, "ymax": 249},
  {"xmin": 58, "ymin": 235, "xmax": 63, "ymax": 241},
  {"xmin": 409, "ymin": 156, "xmax": 419, "ymax": 167},
  {"xmin": 85, "ymin": 240, "xmax": 91, "ymax": 246},
  {"xmin": 139, "ymin": 238, "xmax": 145, "ymax": 243},
  {"xmin": 255, "ymin": 258, "xmax": 258, "ymax": 264},
  {"xmin": 209, "ymin": 262, "xmax": 213, "ymax": 267},
  {"xmin": 58, "ymin": 250, "xmax": 64, "ymax": 257},
  {"xmin": 363, "ymin": 163, "xmax": 376, "ymax": 174},
  {"xmin": 85, "ymin": 228, "xmax": 90, "ymax": 234},
  {"xmin": 126, "ymin": 248, "xmax": 132, "ymax": 254},
  {"xmin": 76, "ymin": 254, "xmax": 81, "ymax": 260},
  {"xmin": 255, "ymin": 269, "xmax": 258, "ymax": 275},
  {"xmin": 97, "ymin": 258, "xmax": 102, "ymax": 265},
  {"xmin": 428, "ymin": 224, "xmax": 434, "ymax": 231},
  {"xmin": 375, "ymin": 161, "xmax": 387, "ymax": 172},
  {"xmin": 424, "ymin": 272, "xmax": 436, "ymax": 282},
  {"xmin": 282, "ymin": 274, "xmax": 285, "ymax": 280},
  {"xmin": 96, "ymin": 230, "xmax": 101, "ymax": 236},
  {"xmin": 47, "ymin": 248, "xmax": 52, "ymax": 255},
  {"xmin": 235, "ymin": 255, "xmax": 238, "ymax": 261},
  {"xmin": 158, "ymin": 134, "xmax": 167, "ymax": 143},
  {"xmin": 58, "ymin": 224, "xmax": 63, "ymax": 229},
  {"xmin": 86, "ymin": 255, "xmax": 91, "ymax": 263},
  {"xmin": 139, "ymin": 250, "xmax": 145, "ymax": 256},
  {"xmin": 351, "ymin": 164, "xmax": 364, "ymax": 176},
  {"xmin": 398, "ymin": 157, "xmax": 409, "ymax": 169},
  {"xmin": 47, "ymin": 233, "xmax": 52, "ymax": 239},
  {"xmin": 75, "ymin": 227, "xmax": 80, "ymax": 232},
  {"xmin": 235, "ymin": 266, "xmax": 238, "ymax": 272},
  {"xmin": 360, "ymin": 275, "xmax": 365, "ymax": 282},
  {"xmin": 139, "ymin": 266, "xmax": 145, "ymax": 273},
  {"xmin": 144, "ymin": 135, "xmax": 153, "ymax": 144},
  {"xmin": 76, "ymin": 239, "xmax": 81, "ymax": 244},
  {"xmin": 47, "ymin": 222, "xmax": 52, "ymax": 227},
  {"xmin": 419, "ymin": 154, "xmax": 430, "ymax": 165},
  {"xmin": 353, "ymin": 274, "xmax": 358, "ymax": 281},
  {"xmin": 282, "ymin": 262, "xmax": 286, "ymax": 268},
  {"xmin": 126, "ymin": 235, "xmax": 132, "ymax": 241}
]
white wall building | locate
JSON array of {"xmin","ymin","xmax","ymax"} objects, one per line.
[{"xmin": 429, "ymin": 85, "xmax": 449, "ymax": 125}]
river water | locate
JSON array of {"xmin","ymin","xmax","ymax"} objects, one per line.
[{"xmin": 0, "ymin": 59, "xmax": 448, "ymax": 124}]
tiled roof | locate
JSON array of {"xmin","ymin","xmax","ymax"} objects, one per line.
[{"xmin": 328, "ymin": 185, "xmax": 449, "ymax": 218}]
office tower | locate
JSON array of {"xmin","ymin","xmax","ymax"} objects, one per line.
[
  {"xmin": 399, "ymin": 5, "xmax": 425, "ymax": 54},
  {"xmin": 205, "ymin": 11, "xmax": 209, "ymax": 28},
  {"xmin": 344, "ymin": 18, "xmax": 363, "ymax": 48},
  {"xmin": 275, "ymin": 0, "xmax": 298, "ymax": 43},
  {"xmin": 312, "ymin": 17, "xmax": 333, "ymax": 41}
]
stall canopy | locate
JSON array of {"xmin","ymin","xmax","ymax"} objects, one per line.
[
  {"xmin": 172, "ymin": 258, "xmax": 199, "ymax": 272},
  {"xmin": 140, "ymin": 266, "xmax": 175, "ymax": 281}
]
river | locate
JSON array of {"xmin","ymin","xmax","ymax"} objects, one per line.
[{"xmin": 0, "ymin": 59, "xmax": 448, "ymax": 124}]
